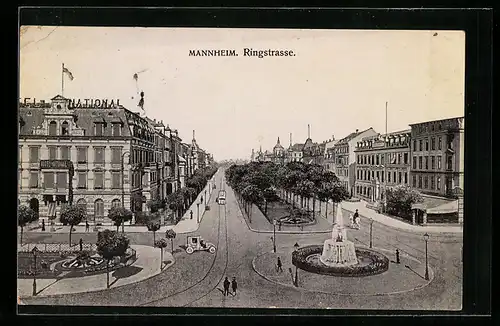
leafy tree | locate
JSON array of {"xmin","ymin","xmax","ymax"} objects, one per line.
[
  {"xmin": 146, "ymin": 199, "xmax": 163, "ymax": 213},
  {"xmin": 167, "ymin": 191, "xmax": 185, "ymax": 221},
  {"xmin": 241, "ymin": 184, "xmax": 264, "ymax": 221},
  {"xmin": 147, "ymin": 217, "xmax": 161, "ymax": 245},
  {"xmin": 386, "ymin": 185, "xmax": 424, "ymax": 221},
  {"xmin": 165, "ymin": 229, "xmax": 177, "ymax": 254},
  {"xmin": 18, "ymin": 205, "xmax": 38, "ymax": 245},
  {"xmin": 60, "ymin": 204, "xmax": 86, "ymax": 246},
  {"xmin": 154, "ymin": 238, "xmax": 169, "ymax": 270},
  {"xmin": 96, "ymin": 230, "xmax": 130, "ymax": 288},
  {"xmin": 108, "ymin": 206, "xmax": 133, "ymax": 233}
]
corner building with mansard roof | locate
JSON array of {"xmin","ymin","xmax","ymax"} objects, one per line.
[{"xmin": 18, "ymin": 95, "xmax": 169, "ymax": 225}]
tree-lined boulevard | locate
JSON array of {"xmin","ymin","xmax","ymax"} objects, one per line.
[{"xmin": 19, "ymin": 167, "xmax": 462, "ymax": 310}]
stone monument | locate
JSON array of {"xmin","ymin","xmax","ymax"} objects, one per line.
[{"xmin": 320, "ymin": 203, "xmax": 359, "ymax": 266}]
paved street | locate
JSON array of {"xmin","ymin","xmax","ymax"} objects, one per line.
[{"xmin": 20, "ymin": 169, "xmax": 463, "ymax": 309}]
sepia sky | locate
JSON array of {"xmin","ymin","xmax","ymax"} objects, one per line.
[{"xmin": 20, "ymin": 27, "xmax": 465, "ymax": 160}]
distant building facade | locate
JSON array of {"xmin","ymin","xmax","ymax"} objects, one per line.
[
  {"xmin": 354, "ymin": 130, "xmax": 411, "ymax": 202},
  {"xmin": 409, "ymin": 117, "xmax": 464, "ymax": 197},
  {"xmin": 334, "ymin": 127, "xmax": 377, "ymax": 196}
]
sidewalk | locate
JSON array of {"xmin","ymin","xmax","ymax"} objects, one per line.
[
  {"xmin": 18, "ymin": 245, "xmax": 174, "ymax": 298},
  {"xmin": 278, "ymin": 191, "xmax": 462, "ymax": 234},
  {"xmin": 341, "ymin": 200, "xmax": 463, "ymax": 234},
  {"xmin": 22, "ymin": 176, "xmax": 218, "ymax": 236}
]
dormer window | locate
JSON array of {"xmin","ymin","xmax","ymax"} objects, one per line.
[
  {"xmin": 56, "ymin": 105, "xmax": 62, "ymax": 110},
  {"xmin": 61, "ymin": 121, "xmax": 69, "ymax": 135},
  {"xmin": 112, "ymin": 123, "xmax": 121, "ymax": 136},
  {"xmin": 94, "ymin": 123, "xmax": 104, "ymax": 136},
  {"xmin": 49, "ymin": 121, "xmax": 57, "ymax": 136}
]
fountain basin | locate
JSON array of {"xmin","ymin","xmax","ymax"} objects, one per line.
[{"xmin": 292, "ymin": 245, "xmax": 389, "ymax": 277}]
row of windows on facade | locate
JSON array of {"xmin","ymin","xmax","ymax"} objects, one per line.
[
  {"xmin": 356, "ymin": 152, "xmax": 409, "ymax": 166},
  {"xmin": 334, "ymin": 146, "xmax": 349, "ymax": 154},
  {"xmin": 25, "ymin": 171, "xmax": 122, "ymax": 189},
  {"xmin": 356, "ymin": 135, "xmax": 409, "ymax": 149},
  {"xmin": 356, "ymin": 169, "xmax": 408, "ymax": 184},
  {"xmin": 412, "ymin": 174, "xmax": 444, "ymax": 191},
  {"xmin": 26, "ymin": 146, "xmax": 158, "ymax": 165},
  {"xmin": 44, "ymin": 121, "xmax": 123, "ymax": 137},
  {"xmin": 336, "ymin": 168, "xmax": 348, "ymax": 177},
  {"xmin": 412, "ymin": 136, "xmax": 453, "ymax": 152},
  {"xmin": 74, "ymin": 198, "xmax": 121, "ymax": 217},
  {"xmin": 412, "ymin": 155, "xmax": 452, "ymax": 171},
  {"xmin": 356, "ymin": 185, "xmax": 376, "ymax": 197}
]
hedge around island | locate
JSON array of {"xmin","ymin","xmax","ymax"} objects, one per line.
[{"xmin": 291, "ymin": 245, "xmax": 390, "ymax": 277}]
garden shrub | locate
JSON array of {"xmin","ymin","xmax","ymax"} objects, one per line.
[{"xmin": 291, "ymin": 245, "xmax": 389, "ymax": 277}]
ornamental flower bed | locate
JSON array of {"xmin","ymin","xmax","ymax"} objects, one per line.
[{"xmin": 292, "ymin": 245, "xmax": 389, "ymax": 277}]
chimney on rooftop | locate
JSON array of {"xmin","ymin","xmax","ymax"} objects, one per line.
[{"xmin": 356, "ymin": 129, "xmax": 359, "ymax": 133}]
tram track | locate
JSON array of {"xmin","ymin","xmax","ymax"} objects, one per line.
[
  {"xmin": 138, "ymin": 172, "xmax": 229, "ymax": 307},
  {"xmin": 183, "ymin": 196, "xmax": 229, "ymax": 307}
]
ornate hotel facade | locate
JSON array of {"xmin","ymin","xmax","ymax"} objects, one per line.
[{"xmin": 18, "ymin": 95, "xmax": 212, "ymax": 225}]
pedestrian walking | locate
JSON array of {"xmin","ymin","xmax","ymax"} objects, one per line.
[
  {"xmin": 276, "ymin": 257, "xmax": 283, "ymax": 272},
  {"xmin": 85, "ymin": 220, "xmax": 90, "ymax": 232},
  {"xmin": 396, "ymin": 249, "xmax": 400, "ymax": 264},
  {"xmin": 41, "ymin": 219, "xmax": 45, "ymax": 231},
  {"xmin": 231, "ymin": 277, "xmax": 238, "ymax": 295},
  {"xmin": 223, "ymin": 277, "xmax": 230, "ymax": 296},
  {"xmin": 79, "ymin": 238, "xmax": 83, "ymax": 251},
  {"xmin": 353, "ymin": 209, "xmax": 359, "ymax": 221},
  {"xmin": 349, "ymin": 214, "xmax": 354, "ymax": 228},
  {"xmin": 190, "ymin": 210, "xmax": 193, "ymax": 220}
]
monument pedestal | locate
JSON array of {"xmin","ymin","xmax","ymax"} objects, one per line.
[{"xmin": 320, "ymin": 239, "xmax": 358, "ymax": 267}]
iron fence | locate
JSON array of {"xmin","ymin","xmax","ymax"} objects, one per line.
[{"xmin": 17, "ymin": 243, "xmax": 97, "ymax": 253}]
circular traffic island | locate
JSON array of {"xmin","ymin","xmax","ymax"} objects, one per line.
[
  {"xmin": 292, "ymin": 245, "xmax": 389, "ymax": 277},
  {"xmin": 253, "ymin": 246, "xmax": 434, "ymax": 296}
]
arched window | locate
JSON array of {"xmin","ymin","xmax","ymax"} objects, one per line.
[
  {"xmin": 94, "ymin": 199, "xmax": 104, "ymax": 221},
  {"xmin": 61, "ymin": 121, "xmax": 69, "ymax": 135},
  {"xmin": 112, "ymin": 199, "xmax": 121, "ymax": 208},
  {"xmin": 48, "ymin": 121, "xmax": 57, "ymax": 136},
  {"xmin": 77, "ymin": 198, "xmax": 87, "ymax": 219}
]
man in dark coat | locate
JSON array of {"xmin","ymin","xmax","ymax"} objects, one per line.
[
  {"xmin": 79, "ymin": 238, "xmax": 83, "ymax": 251},
  {"xmin": 223, "ymin": 277, "xmax": 230, "ymax": 296},
  {"xmin": 231, "ymin": 277, "xmax": 238, "ymax": 295},
  {"xmin": 277, "ymin": 257, "xmax": 283, "ymax": 272}
]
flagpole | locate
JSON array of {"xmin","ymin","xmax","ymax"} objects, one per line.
[{"xmin": 62, "ymin": 63, "xmax": 64, "ymax": 97}]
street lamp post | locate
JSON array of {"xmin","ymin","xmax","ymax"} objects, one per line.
[
  {"xmin": 31, "ymin": 246, "xmax": 39, "ymax": 296},
  {"xmin": 424, "ymin": 233, "xmax": 430, "ymax": 280},
  {"xmin": 205, "ymin": 190, "xmax": 207, "ymax": 206},
  {"xmin": 369, "ymin": 218, "xmax": 374, "ymax": 248},
  {"xmin": 196, "ymin": 203, "xmax": 200, "ymax": 223},
  {"xmin": 293, "ymin": 242, "xmax": 299, "ymax": 287},
  {"xmin": 272, "ymin": 220, "xmax": 277, "ymax": 253}
]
